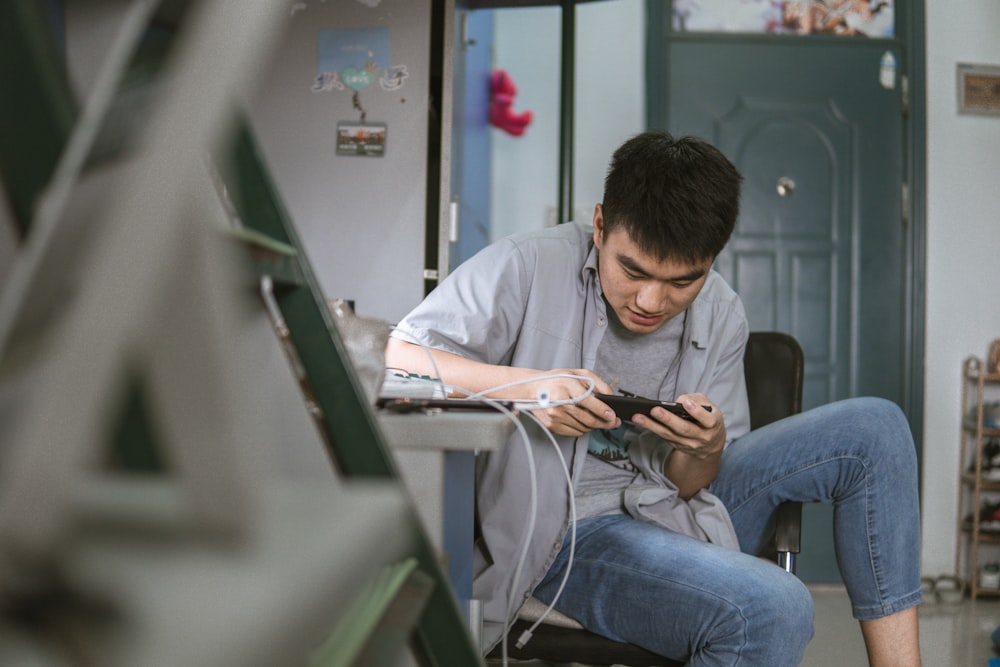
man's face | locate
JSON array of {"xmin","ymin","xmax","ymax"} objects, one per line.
[{"xmin": 592, "ymin": 206, "xmax": 713, "ymax": 335}]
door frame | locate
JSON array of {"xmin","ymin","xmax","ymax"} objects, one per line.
[{"xmin": 645, "ymin": 1, "xmax": 927, "ymax": 461}]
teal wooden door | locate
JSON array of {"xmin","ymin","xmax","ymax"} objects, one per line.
[{"xmin": 662, "ymin": 40, "xmax": 906, "ymax": 582}]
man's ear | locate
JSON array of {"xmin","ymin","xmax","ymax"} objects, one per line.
[{"xmin": 592, "ymin": 204, "xmax": 604, "ymax": 248}]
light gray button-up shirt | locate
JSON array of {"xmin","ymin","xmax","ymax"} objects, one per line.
[{"xmin": 391, "ymin": 222, "xmax": 750, "ymax": 651}]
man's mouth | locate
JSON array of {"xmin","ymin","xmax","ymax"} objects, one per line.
[{"xmin": 626, "ymin": 309, "xmax": 663, "ymax": 327}]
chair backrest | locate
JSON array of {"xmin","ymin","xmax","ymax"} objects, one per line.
[{"xmin": 744, "ymin": 331, "xmax": 804, "ymax": 430}]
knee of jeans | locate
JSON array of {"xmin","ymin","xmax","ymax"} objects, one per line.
[
  {"xmin": 842, "ymin": 396, "xmax": 901, "ymax": 429},
  {"xmin": 854, "ymin": 397, "xmax": 917, "ymax": 468},
  {"xmin": 744, "ymin": 572, "xmax": 815, "ymax": 641},
  {"xmin": 851, "ymin": 396, "xmax": 904, "ymax": 432},
  {"xmin": 706, "ymin": 571, "xmax": 813, "ymax": 640},
  {"xmin": 698, "ymin": 573, "xmax": 813, "ymax": 666},
  {"xmin": 776, "ymin": 575, "xmax": 815, "ymax": 634}
]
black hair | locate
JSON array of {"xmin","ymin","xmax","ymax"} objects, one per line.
[{"xmin": 601, "ymin": 131, "xmax": 743, "ymax": 264}]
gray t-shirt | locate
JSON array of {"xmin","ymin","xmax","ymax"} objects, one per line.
[{"xmin": 576, "ymin": 307, "xmax": 686, "ymax": 519}]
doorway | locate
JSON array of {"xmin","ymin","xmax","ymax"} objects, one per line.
[{"xmin": 648, "ymin": 1, "xmax": 924, "ymax": 582}]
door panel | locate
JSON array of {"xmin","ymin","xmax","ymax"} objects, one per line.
[
  {"xmin": 450, "ymin": 8, "xmax": 494, "ymax": 271},
  {"xmin": 666, "ymin": 40, "xmax": 904, "ymax": 582},
  {"xmin": 715, "ymin": 97, "xmax": 853, "ymax": 409}
]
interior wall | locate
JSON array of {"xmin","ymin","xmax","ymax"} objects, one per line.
[
  {"xmin": 573, "ymin": 0, "xmax": 647, "ymax": 223},
  {"xmin": 921, "ymin": 1, "xmax": 1000, "ymax": 578},
  {"xmin": 248, "ymin": 0, "xmax": 433, "ymax": 324},
  {"xmin": 491, "ymin": 0, "xmax": 645, "ymax": 240},
  {"xmin": 490, "ymin": 6, "xmax": 560, "ymax": 239}
]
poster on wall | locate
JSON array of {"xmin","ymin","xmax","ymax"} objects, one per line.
[
  {"xmin": 957, "ymin": 63, "xmax": 1000, "ymax": 117},
  {"xmin": 311, "ymin": 26, "xmax": 409, "ymax": 157},
  {"xmin": 672, "ymin": 0, "xmax": 894, "ymax": 37},
  {"xmin": 336, "ymin": 122, "xmax": 387, "ymax": 157},
  {"xmin": 311, "ymin": 26, "xmax": 409, "ymax": 95}
]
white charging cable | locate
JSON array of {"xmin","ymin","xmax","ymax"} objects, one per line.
[
  {"xmin": 459, "ymin": 397, "xmax": 576, "ymax": 665},
  {"xmin": 465, "ymin": 372, "xmax": 597, "ymax": 408},
  {"xmin": 398, "ymin": 339, "xmax": 586, "ymax": 665},
  {"xmin": 448, "ymin": 380, "xmax": 582, "ymax": 662},
  {"xmin": 513, "ymin": 410, "xmax": 577, "ymax": 650}
]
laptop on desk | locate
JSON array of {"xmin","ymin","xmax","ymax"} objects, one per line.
[{"xmin": 375, "ymin": 371, "xmax": 514, "ymax": 413}]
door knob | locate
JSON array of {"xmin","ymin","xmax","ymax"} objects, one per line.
[{"xmin": 776, "ymin": 177, "xmax": 795, "ymax": 197}]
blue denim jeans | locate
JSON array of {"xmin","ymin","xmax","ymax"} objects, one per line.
[{"xmin": 533, "ymin": 397, "xmax": 922, "ymax": 666}]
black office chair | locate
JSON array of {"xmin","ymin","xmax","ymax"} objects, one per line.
[{"xmin": 487, "ymin": 331, "xmax": 805, "ymax": 667}]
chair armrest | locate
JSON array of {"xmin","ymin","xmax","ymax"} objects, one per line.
[{"xmin": 775, "ymin": 501, "xmax": 802, "ymax": 554}]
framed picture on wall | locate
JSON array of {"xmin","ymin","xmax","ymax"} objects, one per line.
[
  {"xmin": 336, "ymin": 122, "xmax": 387, "ymax": 157},
  {"xmin": 672, "ymin": 0, "xmax": 894, "ymax": 37},
  {"xmin": 957, "ymin": 63, "xmax": 1000, "ymax": 117}
]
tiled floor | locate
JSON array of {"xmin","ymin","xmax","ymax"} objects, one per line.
[
  {"xmin": 496, "ymin": 584, "xmax": 1000, "ymax": 666},
  {"xmin": 807, "ymin": 584, "xmax": 1000, "ymax": 667}
]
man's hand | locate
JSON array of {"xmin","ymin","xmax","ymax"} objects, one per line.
[
  {"xmin": 528, "ymin": 368, "xmax": 620, "ymax": 437},
  {"xmin": 629, "ymin": 393, "xmax": 726, "ymax": 498},
  {"xmin": 630, "ymin": 393, "xmax": 726, "ymax": 459},
  {"xmin": 383, "ymin": 340, "xmax": 619, "ymax": 437}
]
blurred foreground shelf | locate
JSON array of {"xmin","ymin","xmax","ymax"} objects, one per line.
[{"xmin": 0, "ymin": 478, "xmax": 421, "ymax": 667}]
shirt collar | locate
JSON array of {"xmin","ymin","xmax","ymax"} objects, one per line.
[
  {"xmin": 685, "ymin": 272, "xmax": 718, "ymax": 350},
  {"xmin": 583, "ymin": 236, "xmax": 599, "ymax": 277},
  {"xmin": 582, "ymin": 236, "xmax": 605, "ymax": 296}
]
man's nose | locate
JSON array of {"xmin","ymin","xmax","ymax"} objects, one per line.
[{"xmin": 635, "ymin": 282, "xmax": 667, "ymax": 312}]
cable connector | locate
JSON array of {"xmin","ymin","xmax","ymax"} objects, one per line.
[
  {"xmin": 537, "ymin": 389, "xmax": 551, "ymax": 408},
  {"xmin": 515, "ymin": 629, "xmax": 534, "ymax": 649}
]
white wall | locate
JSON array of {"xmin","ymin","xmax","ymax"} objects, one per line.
[
  {"xmin": 573, "ymin": 0, "xmax": 647, "ymax": 223},
  {"xmin": 248, "ymin": 0, "xmax": 433, "ymax": 324},
  {"xmin": 491, "ymin": 7, "xmax": 560, "ymax": 239},
  {"xmin": 921, "ymin": 2, "xmax": 1000, "ymax": 578},
  {"xmin": 491, "ymin": 0, "xmax": 645, "ymax": 239}
]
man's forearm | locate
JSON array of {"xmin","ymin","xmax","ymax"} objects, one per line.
[
  {"xmin": 664, "ymin": 449, "xmax": 722, "ymax": 500},
  {"xmin": 384, "ymin": 337, "xmax": 543, "ymax": 398}
]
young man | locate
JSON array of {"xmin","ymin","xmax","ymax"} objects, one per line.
[{"xmin": 385, "ymin": 132, "xmax": 922, "ymax": 666}]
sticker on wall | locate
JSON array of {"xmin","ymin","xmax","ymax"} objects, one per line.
[
  {"xmin": 336, "ymin": 121, "xmax": 387, "ymax": 157},
  {"xmin": 312, "ymin": 71, "xmax": 344, "ymax": 93},
  {"xmin": 311, "ymin": 26, "xmax": 409, "ymax": 131},
  {"xmin": 316, "ymin": 27, "xmax": 389, "ymax": 91},
  {"xmin": 379, "ymin": 65, "xmax": 409, "ymax": 92}
]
